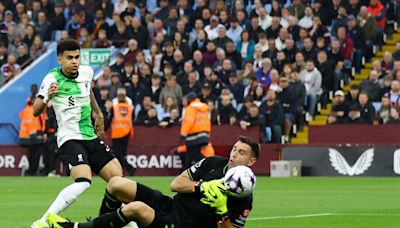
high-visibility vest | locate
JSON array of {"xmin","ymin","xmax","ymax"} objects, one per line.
[
  {"xmin": 19, "ymin": 104, "xmax": 45, "ymax": 138},
  {"xmin": 180, "ymin": 99, "xmax": 211, "ymax": 146},
  {"xmin": 177, "ymin": 142, "xmax": 215, "ymax": 157},
  {"xmin": 111, "ymin": 101, "xmax": 134, "ymax": 139}
]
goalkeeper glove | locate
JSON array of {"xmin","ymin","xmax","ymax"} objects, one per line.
[{"xmin": 200, "ymin": 180, "xmax": 228, "ymax": 215}]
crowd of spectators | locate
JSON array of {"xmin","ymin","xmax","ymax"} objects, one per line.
[{"xmin": 2, "ymin": 0, "xmax": 400, "ymax": 143}]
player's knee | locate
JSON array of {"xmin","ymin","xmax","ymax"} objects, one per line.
[
  {"xmin": 122, "ymin": 201, "xmax": 152, "ymax": 219},
  {"xmin": 75, "ymin": 177, "xmax": 91, "ymax": 191},
  {"xmin": 107, "ymin": 176, "xmax": 125, "ymax": 195}
]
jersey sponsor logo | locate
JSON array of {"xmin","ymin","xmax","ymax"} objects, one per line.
[
  {"xmin": 329, "ymin": 148, "xmax": 374, "ymax": 176},
  {"xmin": 68, "ymin": 96, "xmax": 75, "ymax": 107}
]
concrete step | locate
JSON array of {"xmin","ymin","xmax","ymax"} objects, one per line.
[
  {"xmin": 360, "ymin": 69, "xmax": 371, "ymax": 77},
  {"xmin": 315, "ymin": 115, "xmax": 327, "ymax": 122},
  {"xmin": 320, "ymin": 108, "xmax": 331, "ymax": 115},
  {"xmin": 291, "ymin": 137, "xmax": 308, "ymax": 144},
  {"xmin": 296, "ymin": 131, "xmax": 308, "ymax": 139},
  {"xmin": 309, "ymin": 120, "xmax": 326, "ymax": 126},
  {"xmin": 381, "ymin": 45, "xmax": 396, "ymax": 53},
  {"xmin": 364, "ymin": 62, "xmax": 373, "ymax": 69},
  {"xmin": 354, "ymin": 74, "xmax": 368, "ymax": 80}
]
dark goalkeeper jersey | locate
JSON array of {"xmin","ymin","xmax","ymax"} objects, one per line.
[{"xmin": 172, "ymin": 156, "xmax": 253, "ymax": 228}]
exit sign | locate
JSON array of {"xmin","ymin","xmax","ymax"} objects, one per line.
[{"xmin": 80, "ymin": 49, "xmax": 112, "ymax": 66}]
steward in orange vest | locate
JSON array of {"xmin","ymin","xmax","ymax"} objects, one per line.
[
  {"xmin": 105, "ymin": 86, "xmax": 136, "ymax": 175},
  {"xmin": 180, "ymin": 92, "xmax": 211, "ymax": 169},
  {"xmin": 19, "ymin": 97, "xmax": 46, "ymax": 176},
  {"xmin": 19, "ymin": 98, "xmax": 46, "ymax": 145}
]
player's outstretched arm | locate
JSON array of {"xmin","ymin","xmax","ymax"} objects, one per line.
[{"xmin": 170, "ymin": 170, "xmax": 197, "ymax": 193}]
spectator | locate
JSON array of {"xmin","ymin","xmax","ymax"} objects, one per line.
[
  {"xmin": 30, "ymin": 34, "xmax": 45, "ymax": 57},
  {"xmin": 288, "ymin": 0, "xmax": 305, "ymax": 19},
  {"xmin": 228, "ymin": 72, "xmax": 245, "ymax": 103},
  {"xmin": 359, "ymin": 70, "xmax": 381, "ymax": 102},
  {"xmin": 110, "ymin": 72, "xmax": 124, "ymax": 99},
  {"xmin": 94, "ymin": 28, "xmax": 111, "ymax": 48},
  {"xmin": 16, "ymin": 44, "xmax": 30, "ymax": 68},
  {"xmin": 298, "ymin": 6, "xmax": 313, "ymax": 29},
  {"xmin": 126, "ymin": 74, "xmax": 146, "ymax": 106},
  {"xmin": 203, "ymin": 41, "xmax": 217, "ymax": 67},
  {"xmin": 214, "ymin": 26, "xmax": 233, "ymax": 49},
  {"xmin": 300, "ymin": 60, "xmax": 322, "ymax": 117},
  {"xmin": 247, "ymin": 16, "xmax": 263, "ymax": 43},
  {"xmin": 277, "ymin": 77, "xmax": 296, "ymax": 143},
  {"xmin": 239, "ymin": 104, "xmax": 266, "ymax": 140},
  {"xmin": 199, "ymin": 82, "xmax": 216, "ymax": 103},
  {"xmin": 182, "ymin": 71, "xmax": 201, "ymax": 96},
  {"xmin": 357, "ymin": 91, "xmax": 376, "ymax": 124},
  {"xmin": 378, "ymin": 95, "xmax": 391, "ymax": 123},
  {"xmin": 357, "ymin": 5, "xmax": 380, "ymax": 51},
  {"xmin": 1, "ymin": 53, "xmax": 21, "ymax": 82},
  {"xmin": 206, "ymin": 99, "xmax": 219, "ymax": 125},
  {"xmin": 257, "ymin": 6, "xmax": 272, "ymax": 31},
  {"xmin": 22, "ymin": 25, "xmax": 36, "ymax": 48},
  {"xmin": 255, "ymin": 58, "xmax": 272, "ymax": 88},
  {"xmin": 34, "ymin": 11, "xmax": 50, "ymax": 41},
  {"xmin": 218, "ymin": 94, "xmax": 237, "ymax": 125},
  {"xmin": 393, "ymin": 41, "xmax": 400, "ymax": 61},
  {"xmin": 381, "ymin": 51, "xmax": 394, "ymax": 75},
  {"xmin": 316, "ymin": 50, "xmax": 335, "ymax": 105},
  {"xmin": 263, "ymin": 89, "xmax": 283, "ymax": 143},
  {"xmin": 290, "ymin": 71, "xmax": 306, "ymax": 130},
  {"xmin": 344, "ymin": 104, "xmax": 364, "ymax": 124},
  {"xmin": 236, "ymin": 30, "xmax": 255, "ymax": 63},
  {"xmin": 327, "ymin": 112, "xmax": 339, "ymax": 124},
  {"xmin": 49, "ymin": 2, "xmax": 66, "ymax": 32},
  {"xmin": 387, "ymin": 106, "xmax": 400, "ymax": 124},
  {"xmin": 367, "ymin": 0, "xmax": 386, "ymax": 29},
  {"xmin": 266, "ymin": 17, "xmax": 282, "ymax": 40},
  {"xmin": 225, "ymin": 41, "xmax": 242, "ymax": 70},
  {"xmin": 134, "ymin": 96, "xmax": 153, "ymax": 125},
  {"xmin": 159, "ymin": 108, "xmax": 180, "ymax": 128},
  {"xmin": 226, "ymin": 18, "xmax": 243, "ymax": 46},
  {"xmin": 204, "ymin": 15, "xmax": 224, "ymax": 41},
  {"xmin": 331, "ymin": 90, "xmax": 349, "ymax": 124},
  {"xmin": 159, "ymin": 75, "xmax": 183, "ymax": 105},
  {"xmin": 346, "ymin": 84, "xmax": 360, "ymax": 107},
  {"xmin": 386, "ymin": 80, "xmax": 400, "ymax": 107},
  {"xmin": 157, "ymin": 96, "xmax": 178, "ymax": 121}
]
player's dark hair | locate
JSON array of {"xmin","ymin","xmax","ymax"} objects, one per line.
[
  {"xmin": 239, "ymin": 135, "xmax": 260, "ymax": 159},
  {"xmin": 57, "ymin": 39, "xmax": 80, "ymax": 56}
]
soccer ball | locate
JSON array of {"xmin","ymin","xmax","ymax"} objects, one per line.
[{"xmin": 223, "ymin": 166, "xmax": 256, "ymax": 198}]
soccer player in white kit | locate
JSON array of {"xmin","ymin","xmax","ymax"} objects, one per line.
[{"xmin": 31, "ymin": 39, "xmax": 123, "ymax": 228}]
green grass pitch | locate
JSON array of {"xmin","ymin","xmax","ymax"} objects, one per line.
[{"xmin": 1, "ymin": 176, "xmax": 400, "ymax": 227}]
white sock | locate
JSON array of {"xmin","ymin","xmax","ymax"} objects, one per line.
[{"xmin": 40, "ymin": 180, "xmax": 91, "ymax": 224}]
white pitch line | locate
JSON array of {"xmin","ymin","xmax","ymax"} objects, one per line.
[
  {"xmin": 249, "ymin": 213, "xmax": 400, "ymax": 221},
  {"xmin": 248, "ymin": 213, "xmax": 333, "ymax": 220}
]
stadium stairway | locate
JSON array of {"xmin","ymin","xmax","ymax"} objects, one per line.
[{"xmin": 291, "ymin": 27, "xmax": 400, "ymax": 145}]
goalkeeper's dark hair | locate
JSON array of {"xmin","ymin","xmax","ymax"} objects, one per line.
[
  {"xmin": 57, "ymin": 39, "xmax": 80, "ymax": 56},
  {"xmin": 239, "ymin": 135, "xmax": 260, "ymax": 159}
]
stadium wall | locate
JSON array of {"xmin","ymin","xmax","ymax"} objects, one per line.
[
  {"xmin": 0, "ymin": 126, "xmax": 280, "ymax": 176},
  {"xmin": 0, "ymin": 48, "xmax": 59, "ymax": 145}
]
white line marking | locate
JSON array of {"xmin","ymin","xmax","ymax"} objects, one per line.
[
  {"xmin": 248, "ymin": 213, "xmax": 333, "ymax": 220},
  {"xmin": 249, "ymin": 213, "xmax": 400, "ymax": 221}
]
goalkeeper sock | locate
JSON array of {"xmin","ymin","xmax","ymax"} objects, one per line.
[
  {"xmin": 40, "ymin": 178, "xmax": 91, "ymax": 224},
  {"xmin": 99, "ymin": 189, "xmax": 122, "ymax": 215},
  {"xmin": 78, "ymin": 208, "xmax": 129, "ymax": 228}
]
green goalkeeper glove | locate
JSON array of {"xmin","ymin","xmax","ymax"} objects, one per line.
[{"xmin": 200, "ymin": 180, "xmax": 228, "ymax": 215}]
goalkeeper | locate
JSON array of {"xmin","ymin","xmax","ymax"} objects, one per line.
[{"xmin": 47, "ymin": 136, "xmax": 259, "ymax": 228}]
